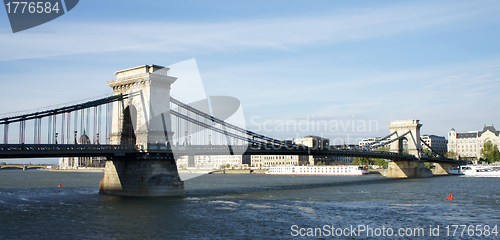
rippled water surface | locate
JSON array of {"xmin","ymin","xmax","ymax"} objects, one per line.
[{"xmin": 1, "ymin": 170, "xmax": 499, "ymax": 239}]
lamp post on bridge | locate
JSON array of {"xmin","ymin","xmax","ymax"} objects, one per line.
[{"xmin": 184, "ymin": 131, "xmax": 187, "ymax": 146}]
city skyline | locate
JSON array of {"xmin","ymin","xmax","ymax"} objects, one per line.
[{"xmin": 0, "ymin": 0, "xmax": 499, "ymax": 152}]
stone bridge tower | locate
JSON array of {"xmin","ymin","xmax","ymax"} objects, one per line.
[
  {"xmin": 107, "ymin": 64, "xmax": 177, "ymax": 150},
  {"xmin": 388, "ymin": 119, "xmax": 422, "ymax": 157},
  {"xmin": 99, "ymin": 64, "xmax": 184, "ymax": 197},
  {"xmin": 383, "ymin": 119, "xmax": 432, "ymax": 178}
]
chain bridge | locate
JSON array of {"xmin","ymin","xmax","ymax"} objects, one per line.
[{"xmin": 0, "ymin": 64, "xmax": 464, "ymax": 196}]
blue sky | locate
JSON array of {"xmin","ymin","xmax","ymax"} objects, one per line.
[{"xmin": 1, "ymin": 0, "xmax": 500, "ymax": 163}]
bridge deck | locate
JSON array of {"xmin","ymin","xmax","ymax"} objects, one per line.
[
  {"xmin": 0, "ymin": 144, "xmax": 138, "ymax": 159},
  {"xmin": 0, "ymin": 144, "xmax": 465, "ymax": 164}
]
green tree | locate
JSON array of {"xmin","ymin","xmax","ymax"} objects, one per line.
[
  {"xmin": 424, "ymin": 162, "xmax": 432, "ymax": 169},
  {"xmin": 0, "ymin": 162, "xmax": 6, "ymax": 165},
  {"xmin": 334, "ymin": 161, "xmax": 344, "ymax": 165},
  {"xmin": 445, "ymin": 150, "xmax": 458, "ymax": 159},
  {"xmin": 377, "ymin": 146, "xmax": 390, "ymax": 152},
  {"xmin": 403, "ymin": 147, "xmax": 409, "ymax": 154},
  {"xmin": 368, "ymin": 146, "xmax": 390, "ymax": 168},
  {"xmin": 422, "ymin": 147, "xmax": 434, "ymax": 157},
  {"xmin": 372, "ymin": 158, "xmax": 388, "ymax": 168},
  {"xmin": 352, "ymin": 157, "xmax": 370, "ymax": 166},
  {"xmin": 481, "ymin": 141, "xmax": 500, "ymax": 163}
]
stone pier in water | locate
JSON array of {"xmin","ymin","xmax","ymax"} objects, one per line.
[{"xmin": 99, "ymin": 156, "xmax": 184, "ymax": 197}]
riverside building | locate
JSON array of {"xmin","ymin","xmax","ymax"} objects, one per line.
[
  {"xmin": 448, "ymin": 125, "xmax": 500, "ymax": 160},
  {"xmin": 176, "ymin": 136, "xmax": 356, "ymax": 169},
  {"xmin": 295, "ymin": 136, "xmax": 353, "ymax": 165},
  {"xmin": 420, "ymin": 134, "xmax": 448, "ymax": 156},
  {"xmin": 358, "ymin": 137, "xmax": 390, "ymax": 148}
]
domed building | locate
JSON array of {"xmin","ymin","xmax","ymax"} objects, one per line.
[
  {"xmin": 59, "ymin": 131, "xmax": 106, "ymax": 169},
  {"xmin": 78, "ymin": 132, "xmax": 91, "ymax": 144}
]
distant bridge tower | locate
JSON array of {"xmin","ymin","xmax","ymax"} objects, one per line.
[
  {"xmin": 383, "ymin": 119, "xmax": 431, "ymax": 178},
  {"xmin": 388, "ymin": 119, "xmax": 422, "ymax": 157},
  {"xmin": 100, "ymin": 65, "xmax": 184, "ymax": 197}
]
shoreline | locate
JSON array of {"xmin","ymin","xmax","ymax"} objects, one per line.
[{"xmin": 45, "ymin": 169, "xmax": 105, "ymax": 173}]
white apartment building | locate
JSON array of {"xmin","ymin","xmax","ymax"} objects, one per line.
[
  {"xmin": 176, "ymin": 155, "xmax": 247, "ymax": 169},
  {"xmin": 176, "ymin": 154, "xmax": 303, "ymax": 169},
  {"xmin": 421, "ymin": 134, "xmax": 448, "ymax": 156},
  {"xmin": 448, "ymin": 125, "xmax": 500, "ymax": 160},
  {"xmin": 176, "ymin": 135, "xmax": 356, "ymax": 169},
  {"xmin": 247, "ymin": 155, "xmax": 302, "ymax": 168},
  {"xmin": 295, "ymin": 136, "xmax": 329, "ymax": 149},
  {"xmin": 358, "ymin": 137, "xmax": 390, "ymax": 148}
]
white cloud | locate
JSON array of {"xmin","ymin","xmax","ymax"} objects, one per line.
[
  {"xmin": 222, "ymin": 57, "xmax": 500, "ymax": 139},
  {"xmin": 0, "ymin": 1, "xmax": 496, "ymax": 61}
]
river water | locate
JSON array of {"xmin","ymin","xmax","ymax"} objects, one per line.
[{"xmin": 0, "ymin": 170, "xmax": 499, "ymax": 239}]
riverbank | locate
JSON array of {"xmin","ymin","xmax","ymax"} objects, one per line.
[
  {"xmin": 369, "ymin": 169, "xmax": 382, "ymax": 174},
  {"xmin": 180, "ymin": 168, "xmax": 381, "ymax": 175},
  {"xmin": 177, "ymin": 169, "xmax": 266, "ymax": 174},
  {"xmin": 45, "ymin": 168, "xmax": 104, "ymax": 173},
  {"xmin": 42, "ymin": 168, "xmax": 381, "ymax": 174}
]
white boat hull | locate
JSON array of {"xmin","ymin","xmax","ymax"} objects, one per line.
[
  {"xmin": 448, "ymin": 166, "xmax": 464, "ymax": 175},
  {"xmin": 460, "ymin": 165, "xmax": 500, "ymax": 177},
  {"xmin": 266, "ymin": 165, "xmax": 369, "ymax": 175}
]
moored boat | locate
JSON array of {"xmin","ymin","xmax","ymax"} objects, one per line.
[
  {"xmin": 460, "ymin": 165, "xmax": 500, "ymax": 177},
  {"xmin": 448, "ymin": 166, "xmax": 464, "ymax": 175},
  {"xmin": 266, "ymin": 165, "xmax": 369, "ymax": 175}
]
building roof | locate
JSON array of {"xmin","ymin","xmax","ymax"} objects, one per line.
[
  {"xmin": 456, "ymin": 125, "xmax": 498, "ymax": 138},
  {"xmin": 421, "ymin": 134, "xmax": 446, "ymax": 139},
  {"xmin": 457, "ymin": 132, "xmax": 478, "ymax": 139},
  {"xmin": 479, "ymin": 125, "xmax": 499, "ymax": 137},
  {"xmin": 302, "ymin": 135, "xmax": 324, "ymax": 139},
  {"xmin": 78, "ymin": 131, "xmax": 91, "ymax": 144}
]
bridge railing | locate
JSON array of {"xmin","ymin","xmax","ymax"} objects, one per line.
[
  {"xmin": 0, "ymin": 94, "xmax": 130, "ymax": 146},
  {"xmin": 0, "ymin": 144, "xmax": 137, "ymax": 152}
]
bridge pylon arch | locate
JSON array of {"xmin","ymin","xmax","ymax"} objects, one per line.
[
  {"xmin": 388, "ymin": 119, "xmax": 422, "ymax": 158},
  {"xmin": 107, "ymin": 64, "xmax": 177, "ymax": 150}
]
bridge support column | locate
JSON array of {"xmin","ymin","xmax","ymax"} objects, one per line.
[
  {"xmin": 388, "ymin": 120, "xmax": 422, "ymax": 156},
  {"xmin": 431, "ymin": 162, "xmax": 456, "ymax": 175},
  {"xmin": 99, "ymin": 155, "xmax": 184, "ymax": 197},
  {"xmin": 381, "ymin": 160, "xmax": 432, "ymax": 178}
]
